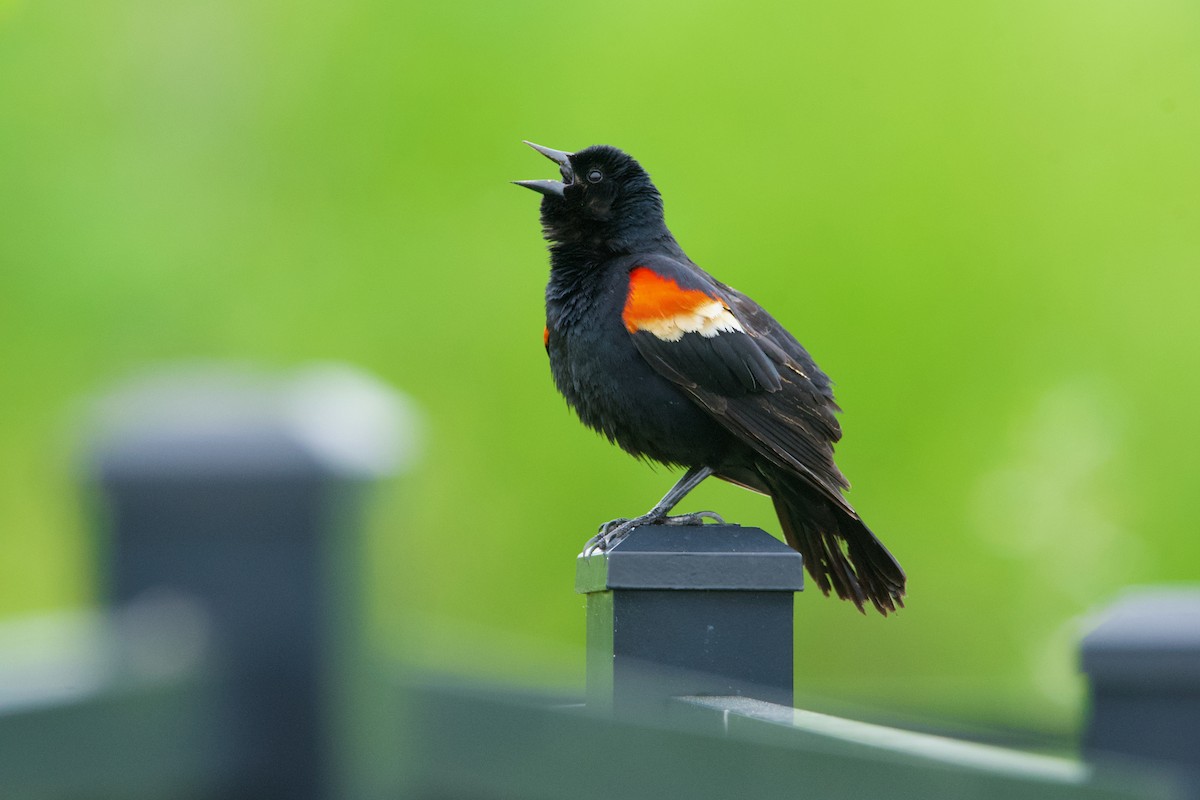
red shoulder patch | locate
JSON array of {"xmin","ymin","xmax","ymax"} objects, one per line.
[
  {"xmin": 622, "ymin": 267, "xmax": 745, "ymax": 341},
  {"xmin": 622, "ymin": 267, "xmax": 717, "ymax": 333},
  {"xmin": 543, "ymin": 326, "xmax": 550, "ymax": 349}
]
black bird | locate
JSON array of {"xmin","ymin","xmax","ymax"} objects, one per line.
[{"xmin": 516, "ymin": 141, "xmax": 905, "ymax": 615}]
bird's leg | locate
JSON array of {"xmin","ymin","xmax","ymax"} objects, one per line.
[
  {"xmin": 601, "ymin": 465, "xmax": 719, "ymax": 532},
  {"xmin": 582, "ymin": 466, "xmax": 724, "ymax": 555}
]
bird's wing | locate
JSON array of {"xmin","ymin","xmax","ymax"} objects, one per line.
[{"xmin": 623, "ymin": 258, "xmax": 854, "ymax": 514}]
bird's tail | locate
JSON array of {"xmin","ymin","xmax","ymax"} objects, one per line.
[{"xmin": 768, "ymin": 479, "xmax": 906, "ymax": 616}]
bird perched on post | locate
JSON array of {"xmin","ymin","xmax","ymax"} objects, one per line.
[{"xmin": 516, "ymin": 141, "xmax": 905, "ymax": 615}]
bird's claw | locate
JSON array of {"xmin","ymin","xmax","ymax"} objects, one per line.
[
  {"xmin": 666, "ymin": 510, "xmax": 725, "ymax": 527},
  {"xmin": 597, "ymin": 517, "xmax": 631, "ymax": 536},
  {"xmin": 580, "ymin": 510, "xmax": 726, "ymax": 556},
  {"xmin": 582, "ymin": 519, "xmax": 634, "ymax": 556}
]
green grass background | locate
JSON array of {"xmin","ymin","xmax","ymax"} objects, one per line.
[{"xmin": 2, "ymin": 0, "xmax": 1198, "ymax": 735}]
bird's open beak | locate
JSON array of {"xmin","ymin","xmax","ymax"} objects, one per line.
[{"xmin": 513, "ymin": 141, "xmax": 573, "ymax": 198}]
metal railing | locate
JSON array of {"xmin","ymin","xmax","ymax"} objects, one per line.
[{"xmin": 0, "ymin": 363, "xmax": 1194, "ymax": 799}]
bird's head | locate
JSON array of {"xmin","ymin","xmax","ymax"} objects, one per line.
[{"xmin": 515, "ymin": 142, "xmax": 668, "ymax": 250}]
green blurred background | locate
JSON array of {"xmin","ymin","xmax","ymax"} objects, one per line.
[{"xmin": 2, "ymin": 0, "xmax": 1197, "ymax": 737}]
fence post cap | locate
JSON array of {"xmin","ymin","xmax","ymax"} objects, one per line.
[
  {"xmin": 575, "ymin": 524, "xmax": 804, "ymax": 594},
  {"xmin": 1080, "ymin": 587, "xmax": 1200, "ymax": 686},
  {"xmin": 82, "ymin": 362, "xmax": 420, "ymax": 481}
]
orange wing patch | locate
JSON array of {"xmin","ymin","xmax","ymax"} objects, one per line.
[
  {"xmin": 622, "ymin": 267, "xmax": 745, "ymax": 341},
  {"xmin": 543, "ymin": 326, "xmax": 550, "ymax": 349}
]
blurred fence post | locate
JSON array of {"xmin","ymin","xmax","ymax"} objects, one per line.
[
  {"xmin": 576, "ymin": 524, "xmax": 804, "ymax": 715},
  {"xmin": 1081, "ymin": 588, "xmax": 1200, "ymax": 797},
  {"xmin": 86, "ymin": 363, "xmax": 416, "ymax": 800}
]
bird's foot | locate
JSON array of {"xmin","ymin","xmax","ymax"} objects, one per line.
[
  {"xmin": 581, "ymin": 519, "xmax": 632, "ymax": 557},
  {"xmin": 581, "ymin": 510, "xmax": 726, "ymax": 556},
  {"xmin": 663, "ymin": 510, "xmax": 725, "ymax": 527}
]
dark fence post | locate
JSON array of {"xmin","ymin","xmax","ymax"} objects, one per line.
[
  {"xmin": 576, "ymin": 524, "xmax": 804, "ymax": 715},
  {"xmin": 1081, "ymin": 588, "xmax": 1200, "ymax": 796},
  {"xmin": 85, "ymin": 364, "xmax": 415, "ymax": 800}
]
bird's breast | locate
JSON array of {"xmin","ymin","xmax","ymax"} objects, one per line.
[{"xmin": 546, "ymin": 271, "xmax": 731, "ymax": 467}]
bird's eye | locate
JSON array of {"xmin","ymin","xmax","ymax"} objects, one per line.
[{"xmin": 587, "ymin": 169, "xmax": 603, "ymax": 183}]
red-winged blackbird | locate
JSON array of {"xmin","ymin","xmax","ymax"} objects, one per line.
[{"xmin": 516, "ymin": 141, "xmax": 905, "ymax": 615}]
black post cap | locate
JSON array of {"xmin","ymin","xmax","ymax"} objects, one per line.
[{"xmin": 576, "ymin": 524, "xmax": 804, "ymax": 594}]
